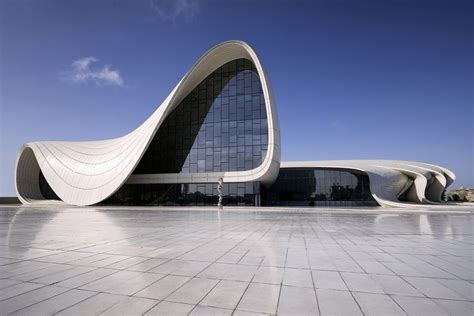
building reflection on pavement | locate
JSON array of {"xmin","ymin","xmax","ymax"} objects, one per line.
[{"xmin": 0, "ymin": 206, "xmax": 472, "ymax": 315}]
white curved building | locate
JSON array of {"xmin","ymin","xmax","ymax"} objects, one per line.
[
  {"xmin": 15, "ymin": 41, "xmax": 455, "ymax": 208},
  {"xmin": 276, "ymin": 161, "xmax": 455, "ymax": 208}
]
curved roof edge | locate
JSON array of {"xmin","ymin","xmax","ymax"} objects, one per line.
[
  {"xmin": 15, "ymin": 40, "xmax": 281, "ymax": 206},
  {"xmin": 280, "ymin": 160, "xmax": 456, "ymax": 208}
]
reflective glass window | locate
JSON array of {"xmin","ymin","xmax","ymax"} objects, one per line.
[
  {"xmin": 102, "ymin": 181, "xmax": 260, "ymax": 206},
  {"xmin": 262, "ymin": 168, "xmax": 377, "ymax": 207},
  {"xmin": 134, "ymin": 59, "xmax": 268, "ymax": 174}
]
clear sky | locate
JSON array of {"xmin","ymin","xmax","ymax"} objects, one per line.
[{"xmin": 1, "ymin": 0, "xmax": 473, "ymax": 196}]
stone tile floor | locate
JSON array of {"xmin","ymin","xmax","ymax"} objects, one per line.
[{"xmin": 0, "ymin": 205, "xmax": 472, "ymax": 315}]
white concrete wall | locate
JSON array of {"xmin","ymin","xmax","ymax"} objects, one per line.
[
  {"xmin": 15, "ymin": 40, "xmax": 456, "ymax": 209},
  {"xmin": 15, "ymin": 41, "xmax": 281, "ymax": 206}
]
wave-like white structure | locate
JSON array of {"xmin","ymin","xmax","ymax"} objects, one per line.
[
  {"xmin": 15, "ymin": 40, "xmax": 455, "ymax": 207},
  {"xmin": 16, "ymin": 41, "xmax": 281, "ymax": 206},
  {"xmin": 281, "ymin": 161, "xmax": 455, "ymax": 208}
]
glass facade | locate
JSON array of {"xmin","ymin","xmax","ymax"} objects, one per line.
[
  {"xmin": 103, "ymin": 168, "xmax": 376, "ymax": 207},
  {"xmin": 33, "ymin": 60, "xmax": 377, "ymax": 208},
  {"xmin": 102, "ymin": 182, "xmax": 259, "ymax": 206},
  {"xmin": 133, "ymin": 58, "xmax": 268, "ymax": 174},
  {"xmin": 262, "ymin": 168, "xmax": 377, "ymax": 207}
]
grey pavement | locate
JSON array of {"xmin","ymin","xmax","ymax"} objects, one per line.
[{"xmin": 0, "ymin": 205, "xmax": 472, "ymax": 315}]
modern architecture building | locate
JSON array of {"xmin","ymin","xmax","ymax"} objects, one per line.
[{"xmin": 15, "ymin": 41, "xmax": 455, "ymax": 208}]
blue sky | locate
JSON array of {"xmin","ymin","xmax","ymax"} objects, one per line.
[{"xmin": 1, "ymin": 0, "xmax": 472, "ymax": 196}]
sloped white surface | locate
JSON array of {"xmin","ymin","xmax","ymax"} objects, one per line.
[{"xmin": 16, "ymin": 41, "xmax": 281, "ymax": 206}]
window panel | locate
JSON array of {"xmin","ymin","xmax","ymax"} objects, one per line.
[
  {"xmin": 262, "ymin": 168, "xmax": 377, "ymax": 207},
  {"xmin": 133, "ymin": 59, "xmax": 268, "ymax": 174}
]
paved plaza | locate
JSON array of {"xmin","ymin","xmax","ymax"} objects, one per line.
[{"xmin": 0, "ymin": 205, "xmax": 472, "ymax": 315}]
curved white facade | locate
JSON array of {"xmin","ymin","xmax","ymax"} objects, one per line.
[
  {"xmin": 281, "ymin": 160, "xmax": 455, "ymax": 208},
  {"xmin": 15, "ymin": 41, "xmax": 281, "ymax": 206},
  {"xmin": 15, "ymin": 40, "xmax": 455, "ymax": 208}
]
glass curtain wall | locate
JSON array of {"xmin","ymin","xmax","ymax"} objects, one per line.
[
  {"xmin": 104, "ymin": 59, "xmax": 268, "ymax": 206},
  {"xmin": 262, "ymin": 168, "xmax": 378, "ymax": 207},
  {"xmin": 133, "ymin": 58, "xmax": 268, "ymax": 174},
  {"xmin": 102, "ymin": 182, "xmax": 260, "ymax": 206}
]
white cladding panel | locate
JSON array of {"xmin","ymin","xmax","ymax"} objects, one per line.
[
  {"xmin": 15, "ymin": 41, "xmax": 455, "ymax": 208},
  {"xmin": 15, "ymin": 41, "xmax": 281, "ymax": 206}
]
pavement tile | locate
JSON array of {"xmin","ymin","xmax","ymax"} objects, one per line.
[
  {"xmin": 436, "ymin": 278, "xmax": 474, "ymax": 301},
  {"xmin": 9, "ymin": 289, "xmax": 95, "ymax": 316},
  {"xmin": 150, "ymin": 259, "xmax": 211, "ymax": 277},
  {"xmin": 145, "ymin": 301, "xmax": 194, "ymax": 315},
  {"xmin": 54, "ymin": 267, "xmax": 117, "ymax": 288},
  {"xmin": 100, "ymin": 296, "xmax": 158, "ymax": 315},
  {"xmin": 233, "ymin": 311, "xmax": 270, "ymax": 316},
  {"xmin": 55, "ymin": 293, "xmax": 123, "ymax": 315},
  {"xmin": 0, "ymin": 279, "xmax": 21, "ymax": 290},
  {"xmin": 104, "ymin": 256, "xmax": 149, "ymax": 270},
  {"xmin": 383, "ymin": 262, "xmax": 425, "ymax": 277},
  {"xmin": 198, "ymin": 263, "xmax": 258, "ymax": 282},
  {"xmin": 217, "ymin": 249, "xmax": 248, "ymax": 264},
  {"xmin": 341, "ymin": 272, "xmax": 385, "ymax": 294},
  {"xmin": 312, "ymin": 270, "xmax": 347, "ymax": 291},
  {"xmin": 433, "ymin": 298, "xmax": 474, "ymax": 316},
  {"xmin": 166, "ymin": 277, "xmax": 219, "ymax": 304},
  {"xmin": 0, "ymin": 258, "xmax": 20, "ymax": 266},
  {"xmin": 277, "ymin": 285, "xmax": 319, "ymax": 315},
  {"xmin": 253, "ymin": 267, "xmax": 284, "ymax": 285},
  {"xmin": 0, "ymin": 282, "xmax": 44, "ymax": 301},
  {"xmin": 190, "ymin": 305, "xmax": 232, "ymax": 315},
  {"xmin": 316, "ymin": 289, "xmax": 362, "ymax": 315},
  {"xmin": 1, "ymin": 207, "xmax": 472, "ymax": 316},
  {"xmin": 0, "ymin": 285, "xmax": 68, "ymax": 315},
  {"xmin": 32, "ymin": 265, "xmax": 96, "ymax": 285},
  {"xmin": 393, "ymin": 295, "xmax": 449, "ymax": 316},
  {"xmin": 38, "ymin": 251, "xmax": 96, "ymax": 264},
  {"xmin": 80, "ymin": 270, "xmax": 165, "ymax": 295},
  {"xmin": 370, "ymin": 274, "xmax": 422, "ymax": 296},
  {"xmin": 353, "ymin": 292, "xmax": 405, "ymax": 316},
  {"xmin": 405, "ymin": 276, "xmax": 467, "ymax": 300},
  {"xmin": 127, "ymin": 258, "xmax": 169, "ymax": 272},
  {"xmin": 0, "ymin": 247, "xmax": 60, "ymax": 260},
  {"xmin": 285, "ymin": 249, "xmax": 310, "ymax": 269},
  {"xmin": 11, "ymin": 263, "xmax": 72, "ymax": 281},
  {"xmin": 237, "ymin": 283, "xmax": 280, "ymax": 314},
  {"xmin": 200, "ymin": 280, "xmax": 248, "ymax": 309},
  {"xmin": 356, "ymin": 260, "xmax": 395, "ymax": 275},
  {"xmin": 283, "ymin": 268, "xmax": 313, "ymax": 288},
  {"xmin": 135, "ymin": 275, "xmax": 190, "ymax": 300}
]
